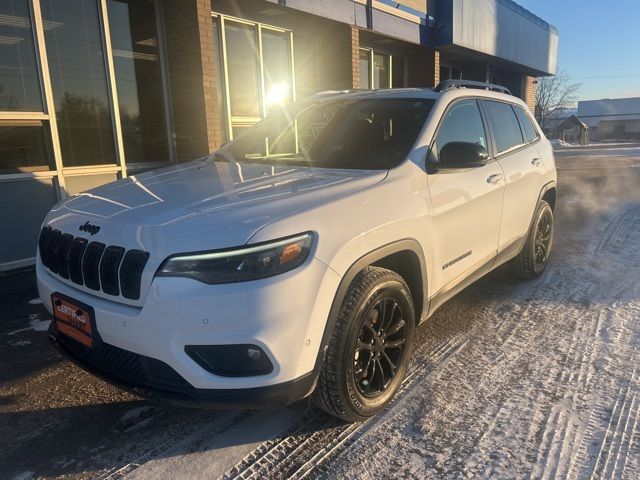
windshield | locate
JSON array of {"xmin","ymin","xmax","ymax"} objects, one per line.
[{"xmin": 226, "ymin": 98, "xmax": 435, "ymax": 170}]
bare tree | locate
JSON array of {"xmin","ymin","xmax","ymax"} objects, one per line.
[{"xmin": 535, "ymin": 70, "xmax": 582, "ymax": 131}]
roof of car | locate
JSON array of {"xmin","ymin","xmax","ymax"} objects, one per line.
[{"xmin": 309, "ymin": 86, "xmax": 525, "ymax": 107}]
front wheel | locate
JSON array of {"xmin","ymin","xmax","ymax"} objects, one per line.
[
  {"xmin": 509, "ymin": 199, "xmax": 554, "ymax": 280},
  {"xmin": 312, "ymin": 267, "xmax": 415, "ymax": 422}
]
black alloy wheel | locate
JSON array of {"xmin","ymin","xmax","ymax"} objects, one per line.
[
  {"xmin": 312, "ymin": 267, "xmax": 415, "ymax": 422},
  {"xmin": 533, "ymin": 206, "xmax": 553, "ymax": 274},
  {"xmin": 353, "ymin": 297, "xmax": 408, "ymax": 397},
  {"xmin": 509, "ymin": 199, "xmax": 554, "ymax": 280}
]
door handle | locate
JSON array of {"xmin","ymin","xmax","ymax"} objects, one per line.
[
  {"xmin": 531, "ymin": 158, "xmax": 542, "ymax": 167},
  {"xmin": 486, "ymin": 173, "xmax": 503, "ymax": 184}
]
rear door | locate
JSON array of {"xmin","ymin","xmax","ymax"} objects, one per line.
[
  {"xmin": 426, "ymin": 98, "xmax": 504, "ymax": 293},
  {"xmin": 480, "ymin": 100, "xmax": 547, "ymax": 251}
]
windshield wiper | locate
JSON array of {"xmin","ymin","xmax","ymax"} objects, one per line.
[{"xmin": 242, "ymin": 153, "xmax": 307, "ymax": 163}]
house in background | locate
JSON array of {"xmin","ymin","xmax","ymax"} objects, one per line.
[
  {"xmin": 577, "ymin": 97, "xmax": 640, "ymax": 142},
  {"xmin": 543, "ymin": 108, "xmax": 589, "ymax": 145},
  {"xmin": 0, "ymin": 0, "xmax": 558, "ymax": 272}
]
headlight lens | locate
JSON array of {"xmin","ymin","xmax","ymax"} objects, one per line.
[{"xmin": 157, "ymin": 233, "xmax": 312, "ymax": 284}]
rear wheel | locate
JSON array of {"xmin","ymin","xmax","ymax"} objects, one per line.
[
  {"xmin": 509, "ymin": 199, "xmax": 554, "ymax": 280},
  {"xmin": 312, "ymin": 267, "xmax": 415, "ymax": 422}
]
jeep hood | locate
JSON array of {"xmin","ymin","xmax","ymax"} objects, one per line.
[{"xmin": 45, "ymin": 157, "xmax": 387, "ymax": 256}]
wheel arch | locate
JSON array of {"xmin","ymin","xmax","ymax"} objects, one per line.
[
  {"xmin": 310, "ymin": 240, "xmax": 428, "ymax": 382},
  {"xmin": 541, "ymin": 184, "xmax": 557, "ymax": 211}
]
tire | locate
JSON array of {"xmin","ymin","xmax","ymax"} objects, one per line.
[
  {"xmin": 312, "ymin": 266, "xmax": 415, "ymax": 422},
  {"xmin": 509, "ymin": 199, "xmax": 554, "ymax": 280}
]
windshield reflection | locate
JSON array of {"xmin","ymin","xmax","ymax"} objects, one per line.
[{"xmin": 225, "ymin": 98, "xmax": 435, "ymax": 170}]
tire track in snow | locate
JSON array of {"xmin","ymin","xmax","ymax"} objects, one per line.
[
  {"xmin": 221, "ymin": 330, "xmax": 469, "ymax": 480},
  {"xmin": 221, "ymin": 203, "xmax": 640, "ymax": 480},
  {"xmin": 318, "ymin": 205, "xmax": 640, "ymax": 479}
]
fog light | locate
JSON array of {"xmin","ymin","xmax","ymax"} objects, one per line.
[{"xmin": 185, "ymin": 344, "xmax": 273, "ymax": 377}]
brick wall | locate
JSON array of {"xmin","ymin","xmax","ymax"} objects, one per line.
[
  {"xmin": 161, "ymin": 0, "xmax": 223, "ymax": 161},
  {"xmin": 407, "ymin": 47, "xmax": 440, "ymax": 88},
  {"xmin": 521, "ymin": 75, "xmax": 537, "ymax": 112},
  {"xmin": 350, "ymin": 26, "xmax": 360, "ymax": 89}
]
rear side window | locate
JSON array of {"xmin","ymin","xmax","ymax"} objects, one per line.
[
  {"xmin": 514, "ymin": 106, "xmax": 539, "ymax": 143},
  {"xmin": 482, "ymin": 100, "xmax": 524, "ymax": 154},
  {"xmin": 433, "ymin": 99, "xmax": 487, "ymax": 163}
]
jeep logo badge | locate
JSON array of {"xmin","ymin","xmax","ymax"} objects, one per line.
[{"xmin": 79, "ymin": 221, "xmax": 100, "ymax": 236}]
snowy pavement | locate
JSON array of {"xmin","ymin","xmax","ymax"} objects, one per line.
[{"xmin": 2, "ymin": 145, "xmax": 640, "ymax": 479}]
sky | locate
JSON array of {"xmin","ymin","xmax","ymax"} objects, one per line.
[{"xmin": 515, "ymin": 0, "xmax": 640, "ymax": 101}]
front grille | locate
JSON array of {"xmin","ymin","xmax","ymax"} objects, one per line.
[
  {"xmin": 56, "ymin": 333, "xmax": 191, "ymax": 392},
  {"xmin": 100, "ymin": 246, "xmax": 125, "ymax": 296},
  {"xmin": 82, "ymin": 242, "xmax": 105, "ymax": 291},
  {"xmin": 38, "ymin": 226, "xmax": 149, "ymax": 300},
  {"xmin": 68, "ymin": 238, "xmax": 88, "ymax": 285},
  {"xmin": 54, "ymin": 234, "xmax": 73, "ymax": 279},
  {"xmin": 120, "ymin": 250, "xmax": 150, "ymax": 300}
]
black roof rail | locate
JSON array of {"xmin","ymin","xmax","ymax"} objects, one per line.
[{"xmin": 434, "ymin": 80, "xmax": 512, "ymax": 95}]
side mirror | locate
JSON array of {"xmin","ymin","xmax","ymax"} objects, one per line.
[{"xmin": 438, "ymin": 142, "xmax": 489, "ymax": 169}]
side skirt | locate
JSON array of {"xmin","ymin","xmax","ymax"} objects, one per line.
[{"xmin": 426, "ymin": 253, "xmax": 496, "ymax": 319}]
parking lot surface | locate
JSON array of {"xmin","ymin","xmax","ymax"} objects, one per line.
[{"xmin": 2, "ymin": 144, "xmax": 640, "ymax": 479}]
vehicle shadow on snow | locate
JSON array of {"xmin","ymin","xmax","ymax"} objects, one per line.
[{"xmin": 0, "ymin": 390, "xmax": 343, "ymax": 479}]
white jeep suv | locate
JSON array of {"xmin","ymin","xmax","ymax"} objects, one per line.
[{"xmin": 37, "ymin": 81, "xmax": 556, "ymax": 421}]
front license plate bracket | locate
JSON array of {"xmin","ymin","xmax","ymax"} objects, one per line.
[{"xmin": 51, "ymin": 292, "xmax": 102, "ymax": 348}]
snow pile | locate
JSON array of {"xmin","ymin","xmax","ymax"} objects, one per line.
[{"xmin": 550, "ymin": 139, "xmax": 578, "ymax": 148}]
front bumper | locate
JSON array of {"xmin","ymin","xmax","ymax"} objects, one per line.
[
  {"xmin": 49, "ymin": 327, "xmax": 315, "ymax": 408},
  {"xmin": 37, "ymin": 256, "xmax": 341, "ymax": 401}
]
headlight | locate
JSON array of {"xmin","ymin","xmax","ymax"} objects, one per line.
[{"xmin": 156, "ymin": 233, "xmax": 312, "ymax": 284}]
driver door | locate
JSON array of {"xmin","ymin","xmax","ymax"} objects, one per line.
[{"xmin": 426, "ymin": 98, "xmax": 505, "ymax": 294}]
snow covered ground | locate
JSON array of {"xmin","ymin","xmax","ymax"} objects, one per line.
[{"xmin": 2, "ymin": 145, "xmax": 640, "ymax": 480}]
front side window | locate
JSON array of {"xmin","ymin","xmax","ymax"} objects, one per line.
[
  {"xmin": 433, "ymin": 99, "xmax": 487, "ymax": 164},
  {"xmin": 514, "ymin": 106, "xmax": 539, "ymax": 144},
  {"xmin": 482, "ymin": 100, "xmax": 524, "ymax": 154},
  {"xmin": 227, "ymin": 98, "xmax": 434, "ymax": 170}
]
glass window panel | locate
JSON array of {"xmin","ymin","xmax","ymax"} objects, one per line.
[
  {"xmin": 359, "ymin": 49, "xmax": 370, "ymax": 89},
  {"xmin": 41, "ymin": 0, "xmax": 116, "ymax": 166},
  {"xmin": 64, "ymin": 172, "xmax": 118, "ymax": 195},
  {"xmin": 434, "ymin": 100, "xmax": 487, "ymax": 164},
  {"xmin": 230, "ymin": 99, "xmax": 435, "ymax": 170},
  {"xmin": 107, "ymin": 0, "xmax": 169, "ymax": 164},
  {"xmin": 232, "ymin": 125, "xmax": 252, "ymax": 139},
  {"xmin": 262, "ymin": 29, "xmax": 292, "ymax": 115},
  {"xmin": 514, "ymin": 106, "xmax": 539, "ymax": 143},
  {"xmin": 373, "ymin": 52, "xmax": 389, "ymax": 89},
  {"xmin": 482, "ymin": 100, "xmax": 524, "ymax": 153},
  {"xmin": 392, "ymin": 56, "xmax": 405, "ymax": 88},
  {"xmin": 212, "ymin": 17, "xmax": 227, "ymax": 143},
  {"xmin": 225, "ymin": 22, "xmax": 261, "ymax": 118},
  {"xmin": 0, "ymin": 124, "xmax": 50, "ymax": 173},
  {"xmin": 0, "ymin": 0, "xmax": 42, "ymax": 111}
]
